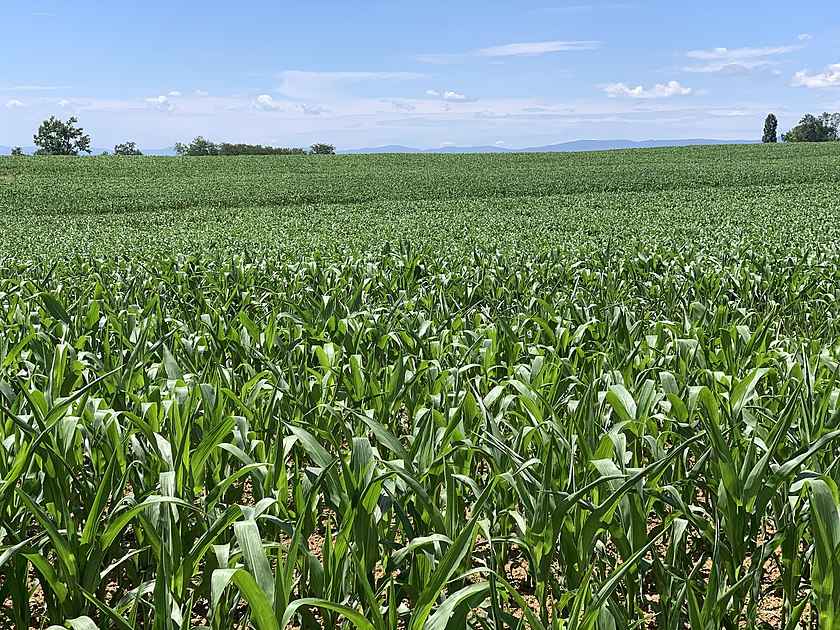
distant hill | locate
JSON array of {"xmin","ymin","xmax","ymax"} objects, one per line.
[{"xmin": 339, "ymin": 139, "xmax": 757, "ymax": 154}]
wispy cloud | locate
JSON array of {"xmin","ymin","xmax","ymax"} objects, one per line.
[
  {"xmin": 603, "ymin": 80, "xmax": 693, "ymax": 99},
  {"xmin": 680, "ymin": 45, "xmax": 799, "ymax": 76},
  {"xmin": 4, "ymin": 99, "xmax": 24, "ymax": 109},
  {"xmin": 792, "ymin": 63, "xmax": 840, "ymax": 88},
  {"xmin": 798, "ymin": 33, "xmax": 813, "ymax": 41},
  {"xmin": 685, "ymin": 45, "xmax": 800, "ymax": 61},
  {"xmin": 168, "ymin": 91, "xmax": 182, "ymax": 97},
  {"xmin": 418, "ymin": 40, "xmax": 599, "ymax": 64},
  {"xmin": 479, "ymin": 40, "xmax": 599, "ymax": 57},
  {"xmin": 276, "ymin": 71, "xmax": 425, "ymax": 100},
  {"xmin": 383, "ymin": 99, "xmax": 416, "ymax": 112},
  {"xmin": 538, "ymin": 4, "xmax": 634, "ymax": 14},
  {"xmin": 1, "ymin": 85, "xmax": 70, "ymax": 92}
]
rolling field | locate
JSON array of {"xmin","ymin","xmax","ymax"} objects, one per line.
[{"xmin": 1, "ymin": 143, "xmax": 840, "ymax": 628}]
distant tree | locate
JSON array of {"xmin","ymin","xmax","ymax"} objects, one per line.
[
  {"xmin": 782, "ymin": 112, "xmax": 840, "ymax": 142},
  {"xmin": 217, "ymin": 142, "xmax": 307, "ymax": 155},
  {"xmin": 10, "ymin": 147, "xmax": 23, "ymax": 156},
  {"xmin": 309, "ymin": 143, "xmax": 336, "ymax": 155},
  {"xmin": 33, "ymin": 116, "xmax": 91, "ymax": 155},
  {"xmin": 174, "ymin": 136, "xmax": 219, "ymax": 156},
  {"xmin": 174, "ymin": 137, "xmax": 309, "ymax": 156},
  {"xmin": 762, "ymin": 113, "xmax": 778, "ymax": 143},
  {"xmin": 114, "ymin": 141, "xmax": 143, "ymax": 155}
]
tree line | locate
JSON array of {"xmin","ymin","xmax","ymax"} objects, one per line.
[
  {"xmin": 9, "ymin": 116, "xmax": 335, "ymax": 156},
  {"xmin": 173, "ymin": 136, "xmax": 334, "ymax": 156},
  {"xmin": 762, "ymin": 112, "xmax": 840, "ymax": 143}
]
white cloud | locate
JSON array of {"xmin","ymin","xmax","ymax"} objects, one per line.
[
  {"xmin": 478, "ymin": 40, "xmax": 600, "ymax": 57},
  {"xmin": 681, "ymin": 45, "xmax": 799, "ymax": 75},
  {"xmin": 168, "ymin": 91, "xmax": 182, "ymax": 97},
  {"xmin": 195, "ymin": 89, "xmax": 210, "ymax": 96},
  {"xmin": 444, "ymin": 91, "xmax": 468, "ymax": 101},
  {"xmin": 145, "ymin": 95, "xmax": 174, "ymax": 111},
  {"xmin": 250, "ymin": 94, "xmax": 329, "ymax": 115},
  {"xmin": 792, "ymin": 63, "xmax": 840, "ymax": 89},
  {"xmin": 4, "ymin": 99, "xmax": 24, "ymax": 109},
  {"xmin": 253, "ymin": 94, "xmax": 280, "ymax": 111},
  {"xmin": 422, "ymin": 90, "xmax": 476, "ymax": 103},
  {"xmin": 58, "ymin": 99, "xmax": 72, "ymax": 108},
  {"xmin": 798, "ymin": 33, "xmax": 813, "ymax": 41},
  {"xmin": 603, "ymin": 80, "xmax": 693, "ymax": 99}
]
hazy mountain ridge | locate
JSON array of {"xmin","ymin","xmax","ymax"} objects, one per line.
[{"xmin": 339, "ymin": 139, "xmax": 757, "ymax": 154}]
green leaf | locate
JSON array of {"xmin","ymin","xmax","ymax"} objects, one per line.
[
  {"xmin": 234, "ymin": 520, "xmax": 276, "ymax": 608},
  {"xmin": 211, "ymin": 568, "xmax": 282, "ymax": 630}
]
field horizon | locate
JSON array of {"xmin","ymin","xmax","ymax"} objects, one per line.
[{"xmin": 1, "ymin": 142, "xmax": 840, "ymax": 628}]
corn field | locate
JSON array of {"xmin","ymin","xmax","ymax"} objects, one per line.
[{"xmin": 2, "ymin": 144, "xmax": 840, "ymax": 628}]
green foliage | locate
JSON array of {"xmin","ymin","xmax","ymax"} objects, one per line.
[
  {"xmin": 33, "ymin": 116, "xmax": 91, "ymax": 155},
  {"xmin": 309, "ymin": 142, "xmax": 335, "ymax": 154},
  {"xmin": 762, "ymin": 113, "xmax": 777, "ymax": 143},
  {"xmin": 113, "ymin": 141, "xmax": 143, "ymax": 156},
  {"xmin": 1, "ymin": 144, "xmax": 840, "ymax": 627},
  {"xmin": 174, "ymin": 137, "xmax": 310, "ymax": 156},
  {"xmin": 782, "ymin": 112, "xmax": 840, "ymax": 142},
  {"xmin": 174, "ymin": 136, "xmax": 219, "ymax": 156},
  {"xmin": 10, "ymin": 147, "xmax": 22, "ymax": 156}
]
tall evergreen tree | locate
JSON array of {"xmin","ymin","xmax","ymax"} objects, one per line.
[{"xmin": 762, "ymin": 113, "xmax": 778, "ymax": 143}]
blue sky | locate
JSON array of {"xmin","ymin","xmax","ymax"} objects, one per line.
[{"xmin": 3, "ymin": 1, "xmax": 840, "ymax": 149}]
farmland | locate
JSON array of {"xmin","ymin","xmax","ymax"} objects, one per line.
[{"xmin": 1, "ymin": 142, "xmax": 840, "ymax": 628}]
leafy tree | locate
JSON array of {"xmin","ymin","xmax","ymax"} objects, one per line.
[
  {"xmin": 310, "ymin": 143, "xmax": 336, "ymax": 155},
  {"xmin": 762, "ymin": 114, "xmax": 778, "ymax": 143},
  {"xmin": 174, "ymin": 136, "xmax": 219, "ymax": 156},
  {"xmin": 782, "ymin": 112, "xmax": 840, "ymax": 142},
  {"xmin": 10, "ymin": 147, "xmax": 23, "ymax": 156},
  {"xmin": 114, "ymin": 141, "xmax": 143, "ymax": 156},
  {"xmin": 33, "ymin": 116, "xmax": 91, "ymax": 155}
]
